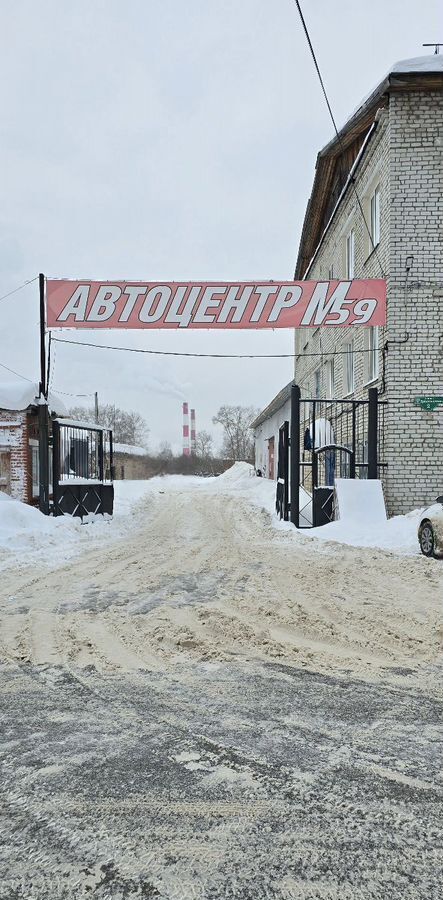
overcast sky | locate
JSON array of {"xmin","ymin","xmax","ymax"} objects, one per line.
[{"xmin": 0, "ymin": 0, "xmax": 440, "ymax": 451}]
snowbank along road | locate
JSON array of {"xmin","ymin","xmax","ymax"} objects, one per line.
[{"xmin": 1, "ymin": 473, "xmax": 443, "ymax": 898}]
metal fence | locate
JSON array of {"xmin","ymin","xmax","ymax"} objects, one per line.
[
  {"xmin": 52, "ymin": 421, "xmax": 114, "ymax": 518},
  {"xmin": 278, "ymin": 385, "xmax": 387, "ymax": 528}
]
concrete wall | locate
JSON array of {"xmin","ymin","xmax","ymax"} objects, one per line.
[{"xmin": 113, "ymin": 453, "xmax": 154, "ymax": 480}]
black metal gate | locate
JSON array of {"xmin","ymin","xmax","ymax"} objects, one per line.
[
  {"xmin": 275, "ymin": 421, "xmax": 289, "ymax": 520},
  {"xmin": 52, "ymin": 420, "xmax": 114, "ymax": 518},
  {"xmin": 276, "ymin": 384, "xmax": 386, "ymax": 528}
]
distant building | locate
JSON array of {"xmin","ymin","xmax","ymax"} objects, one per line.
[
  {"xmin": 251, "ymin": 382, "xmax": 293, "ymax": 480},
  {"xmin": 254, "ymin": 55, "xmax": 443, "ymax": 516},
  {"xmin": 113, "ymin": 443, "xmax": 150, "ymax": 480}
]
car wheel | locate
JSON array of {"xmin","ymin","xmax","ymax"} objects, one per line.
[{"xmin": 419, "ymin": 521, "xmax": 435, "ymax": 557}]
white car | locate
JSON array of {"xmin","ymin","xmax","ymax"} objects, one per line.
[{"xmin": 418, "ymin": 498, "xmax": 443, "ymax": 558}]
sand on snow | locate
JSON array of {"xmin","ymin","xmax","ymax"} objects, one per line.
[{"xmin": 1, "ymin": 468, "xmax": 442, "ymax": 694}]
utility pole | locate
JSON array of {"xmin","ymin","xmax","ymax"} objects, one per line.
[
  {"xmin": 38, "ymin": 273, "xmax": 50, "ymax": 515},
  {"xmin": 95, "ymin": 391, "xmax": 99, "ymax": 424}
]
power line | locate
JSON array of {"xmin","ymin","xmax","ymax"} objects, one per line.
[
  {"xmin": 0, "ymin": 276, "xmax": 38, "ymax": 305},
  {"xmin": 292, "ymin": 1, "xmax": 385, "ymax": 278},
  {"xmin": 51, "ymin": 335, "xmax": 389, "ymax": 360},
  {"xmin": 0, "ymin": 360, "xmax": 34, "ymax": 382},
  {"xmin": 51, "ymin": 388, "xmax": 96, "ymax": 397}
]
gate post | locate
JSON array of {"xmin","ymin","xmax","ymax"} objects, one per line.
[
  {"xmin": 290, "ymin": 384, "xmax": 301, "ymax": 527},
  {"xmin": 283, "ymin": 420, "xmax": 289, "ymax": 521},
  {"xmin": 368, "ymin": 387, "xmax": 378, "ymax": 479},
  {"xmin": 38, "ymin": 401, "xmax": 50, "ymax": 515},
  {"xmin": 52, "ymin": 420, "xmax": 60, "ymax": 516}
]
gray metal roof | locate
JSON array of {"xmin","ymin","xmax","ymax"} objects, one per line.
[{"xmin": 251, "ymin": 380, "xmax": 295, "ymax": 429}]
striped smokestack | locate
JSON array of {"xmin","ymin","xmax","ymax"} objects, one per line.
[
  {"xmin": 182, "ymin": 402, "xmax": 190, "ymax": 456},
  {"xmin": 190, "ymin": 409, "xmax": 196, "ymax": 454}
]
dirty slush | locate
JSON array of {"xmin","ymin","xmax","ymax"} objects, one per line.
[{"xmin": 1, "ymin": 483, "xmax": 442, "ymax": 899}]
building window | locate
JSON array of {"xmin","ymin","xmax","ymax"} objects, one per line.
[
  {"xmin": 346, "ymin": 229, "xmax": 355, "ymax": 279},
  {"xmin": 325, "ymin": 359, "xmax": 334, "ymax": 397},
  {"xmin": 314, "ymin": 368, "xmax": 321, "ymax": 398},
  {"xmin": 343, "ymin": 341, "xmax": 354, "ymax": 395},
  {"xmin": 366, "ymin": 326, "xmax": 379, "ymax": 383},
  {"xmin": 370, "ymin": 186, "xmax": 380, "ymax": 248}
]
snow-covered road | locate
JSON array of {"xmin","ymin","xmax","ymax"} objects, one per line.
[
  {"xmin": 1, "ymin": 473, "xmax": 443, "ymax": 898},
  {"xmin": 1, "ymin": 475, "xmax": 442, "ymax": 688}
]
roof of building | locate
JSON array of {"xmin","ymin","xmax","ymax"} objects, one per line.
[
  {"xmin": 295, "ymin": 55, "xmax": 443, "ymax": 279},
  {"xmin": 251, "ymin": 380, "xmax": 295, "ymax": 429},
  {"xmin": 113, "ymin": 442, "xmax": 148, "ymax": 456},
  {"xmin": 0, "ymin": 381, "xmax": 67, "ymax": 416}
]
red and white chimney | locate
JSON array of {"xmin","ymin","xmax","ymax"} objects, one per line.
[
  {"xmin": 190, "ymin": 409, "xmax": 196, "ymax": 455},
  {"xmin": 182, "ymin": 402, "xmax": 190, "ymax": 456}
]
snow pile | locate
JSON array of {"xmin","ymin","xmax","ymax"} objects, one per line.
[
  {"xmin": 309, "ymin": 508, "xmax": 423, "ymax": 555},
  {"xmin": 113, "ymin": 480, "xmax": 152, "ymax": 516},
  {"xmin": 213, "ymin": 461, "xmax": 254, "ymax": 484},
  {"xmin": 198, "ymin": 463, "xmax": 422, "ymax": 556},
  {"xmin": 0, "ymin": 380, "xmax": 67, "ymax": 415},
  {"xmin": 392, "ymin": 55, "xmax": 443, "ymax": 74},
  {"xmin": 0, "ymin": 489, "xmax": 84, "ymax": 567},
  {"xmin": 198, "ymin": 463, "xmax": 313, "ymax": 525},
  {"xmin": 0, "ymin": 482, "xmax": 153, "ymax": 572}
]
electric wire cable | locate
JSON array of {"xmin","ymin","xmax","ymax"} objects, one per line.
[
  {"xmin": 51, "ymin": 336, "xmax": 388, "ymax": 360},
  {"xmin": 51, "ymin": 388, "xmax": 96, "ymax": 397},
  {"xmin": 0, "ymin": 360, "xmax": 35, "ymax": 382},
  {"xmin": 292, "ymin": 0, "xmax": 385, "ymax": 278},
  {"xmin": 0, "ymin": 276, "xmax": 38, "ymax": 305}
]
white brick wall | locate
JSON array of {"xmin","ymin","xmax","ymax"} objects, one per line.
[
  {"xmin": 0, "ymin": 410, "xmax": 31, "ymax": 502},
  {"xmin": 294, "ymin": 90, "xmax": 443, "ymax": 515}
]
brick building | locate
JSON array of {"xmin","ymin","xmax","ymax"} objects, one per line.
[
  {"xmin": 0, "ymin": 382, "xmax": 66, "ymax": 505},
  {"xmin": 113, "ymin": 443, "xmax": 151, "ymax": 480},
  {"xmin": 254, "ymin": 55, "xmax": 443, "ymax": 516}
]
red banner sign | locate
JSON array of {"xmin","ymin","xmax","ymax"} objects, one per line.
[{"xmin": 46, "ymin": 279, "xmax": 386, "ymax": 329}]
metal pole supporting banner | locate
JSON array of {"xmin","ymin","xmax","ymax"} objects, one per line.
[
  {"xmin": 38, "ymin": 273, "xmax": 50, "ymax": 514},
  {"xmin": 39, "ymin": 273, "xmax": 46, "ymax": 398},
  {"xmin": 52, "ymin": 419, "xmax": 60, "ymax": 516},
  {"xmin": 290, "ymin": 384, "xmax": 301, "ymax": 527},
  {"xmin": 367, "ymin": 387, "xmax": 378, "ymax": 479}
]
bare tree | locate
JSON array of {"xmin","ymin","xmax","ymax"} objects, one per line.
[
  {"xmin": 194, "ymin": 430, "xmax": 213, "ymax": 459},
  {"xmin": 212, "ymin": 405, "xmax": 258, "ymax": 461},
  {"xmin": 158, "ymin": 440, "xmax": 174, "ymax": 460},
  {"xmin": 69, "ymin": 404, "xmax": 149, "ymax": 448}
]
